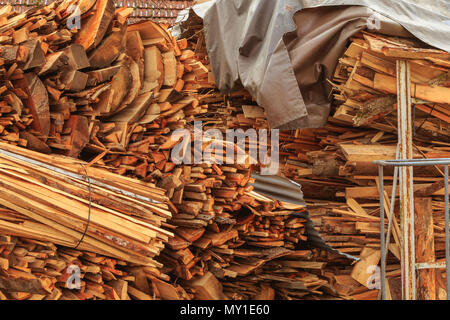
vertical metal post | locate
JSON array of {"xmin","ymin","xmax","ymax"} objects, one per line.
[
  {"xmin": 386, "ymin": 165, "xmax": 399, "ymax": 250},
  {"xmin": 379, "ymin": 165, "xmax": 386, "ymax": 300},
  {"xmin": 445, "ymin": 165, "xmax": 450, "ymax": 300},
  {"xmin": 397, "ymin": 60, "xmax": 416, "ymax": 300}
]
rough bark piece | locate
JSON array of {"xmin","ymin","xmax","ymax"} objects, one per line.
[
  {"xmin": 142, "ymin": 46, "xmax": 163, "ymax": 93},
  {"xmin": 414, "ymin": 197, "xmax": 436, "ymax": 300},
  {"xmin": 20, "ymin": 39, "xmax": 46, "ymax": 70},
  {"xmin": 126, "ymin": 31, "xmax": 144, "ymax": 85},
  {"xmin": 63, "ymin": 44, "xmax": 90, "ymax": 70},
  {"xmin": 88, "ymin": 22, "xmax": 127, "ymax": 68},
  {"xmin": 0, "ymin": 45, "xmax": 18, "ymax": 63},
  {"xmin": 61, "ymin": 70, "xmax": 88, "ymax": 92},
  {"xmin": 14, "ymin": 73, "xmax": 50, "ymax": 137},
  {"xmin": 38, "ymin": 51, "xmax": 69, "ymax": 76},
  {"xmin": 75, "ymin": 0, "xmax": 115, "ymax": 51}
]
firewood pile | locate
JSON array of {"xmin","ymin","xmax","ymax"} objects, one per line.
[
  {"xmin": 0, "ymin": 0, "xmax": 204, "ymax": 300},
  {"xmin": 279, "ymin": 31, "xmax": 450, "ymax": 300},
  {"xmin": 151, "ymin": 21, "xmax": 344, "ymax": 300},
  {"xmin": 1, "ymin": 0, "xmax": 449, "ymax": 301},
  {"xmin": 0, "ymin": 0, "xmax": 345, "ymax": 300},
  {"xmin": 0, "ymin": 233, "xmax": 193, "ymax": 300}
]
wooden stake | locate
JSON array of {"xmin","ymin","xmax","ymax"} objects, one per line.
[{"xmin": 414, "ymin": 197, "xmax": 436, "ymax": 300}]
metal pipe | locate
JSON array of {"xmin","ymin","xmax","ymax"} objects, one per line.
[
  {"xmin": 385, "ymin": 156, "xmax": 399, "ymax": 258},
  {"xmin": 446, "ymin": 165, "xmax": 450, "ymax": 300},
  {"xmin": 379, "ymin": 165, "xmax": 386, "ymax": 300},
  {"xmin": 381, "ymin": 146, "xmax": 399, "ymax": 301},
  {"xmin": 397, "ymin": 60, "xmax": 415, "ymax": 300},
  {"xmin": 374, "ymin": 159, "xmax": 450, "ymax": 167},
  {"xmin": 416, "ymin": 262, "xmax": 447, "ymax": 270}
]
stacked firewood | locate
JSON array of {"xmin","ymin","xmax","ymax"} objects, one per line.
[
  {"xmin": 0, "ymin": 1, "xmax": 348, "ymax": 300},
  {"xmin": 3, "ymin": 0, "xmax": 450, "ymax": 301},
  {"xmin": 0, "ymin": 234, "xmax": 192, "ymax": 300},
  {"xmin": 0, "ymin": 0, "xmax": 193, "ymax": 299},
  {"xmin": 278, "ymin": 31, "xmax": 450, "ymax": 300},
  {"xmin": 209, "ymin": 195, "xmax": 339, "ymax": 300}
]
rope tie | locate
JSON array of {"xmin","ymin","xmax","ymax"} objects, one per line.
[{"xmin": 73, "ymin": 163, "xmax": 92, "ymax": 250}]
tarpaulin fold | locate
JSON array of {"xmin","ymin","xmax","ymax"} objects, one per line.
[{"xmin": 175, "ymin": 0, "xmax": 450, "ymax": 130}]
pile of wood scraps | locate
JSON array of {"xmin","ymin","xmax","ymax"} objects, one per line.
[
  {"xmin": 4, "ymin": 0, "xmax": 450, "ymax": 301},
  {"xmin": 0, "ymin": 234, "xmax": 191, "ymax": 300},
  {"xmin": 279, "ymin": 31, "xmax": 450, "ymax": 300},
  {"xmin": 179, "ymin": 192, "xmax": 344, "ymax": 300},
  {"xmin": 331, "ymin": 31, "xmax": 450, "ymax": 136}
]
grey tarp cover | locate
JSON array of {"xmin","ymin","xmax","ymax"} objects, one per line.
[{"xmin": 178, "ymin": 0, "xmax": 450, "ymax": 130}]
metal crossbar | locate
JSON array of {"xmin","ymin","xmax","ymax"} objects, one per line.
[{"xmin": 374, "ymin": 158, "xmax": 450, "ymax": 300}]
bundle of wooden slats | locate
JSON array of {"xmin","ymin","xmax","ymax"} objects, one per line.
[{"xmin": 0, "ymin": 141, "xmax": 173, "ymax": 267}]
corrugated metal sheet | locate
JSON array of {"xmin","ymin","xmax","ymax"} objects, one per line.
[{"xmin": 251, "ymin": 173, "xmax": 306, "ymax": 207}]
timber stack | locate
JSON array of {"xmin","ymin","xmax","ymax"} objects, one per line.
[
  {"xmin": 0, "ymin": 234, "xmax": 193, "ymax": 300},
  {"xmin": 0, "ymin": 0, "xmax": 342, "ymax": 300},
  {"xmin": 280, "ymin": 31, "xmax": 450, "ymax": 300},
  {"xmin": 1, "ymin": 0, "xmax": 449, "ymax": 301}
]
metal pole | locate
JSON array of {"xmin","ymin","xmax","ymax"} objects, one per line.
[
  {"xmin": 397, "ymin": 60, "xmax": 416, "ymax": 300},
  {"xmin": 385, "ymin": 166, "xmax": 398, "ymax": 271},
  {"xmin": 375, "ymin": 158, "xmax": 450, "ymax": 299},
  {"xmin": 445, "ymin": 165, "xmax": 450, "ymax": 300},
  {"xmin": 379, "ymin": 165, "xmax": 386, "ymax": 300},
  {"xmin": 385, "ymin": 147, "xmax": 400, "ymax": 256}
]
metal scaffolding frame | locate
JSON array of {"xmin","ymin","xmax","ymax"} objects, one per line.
[
  {"xmin": 375, "ymin": 159, "xmax": 450, "ymax": 300},
  {"xmin": 374, "ymin": 60, "xmax": 450, "ymax": 300}
]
